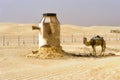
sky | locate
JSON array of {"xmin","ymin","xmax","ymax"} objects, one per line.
[{"xmin": 0, "ymin": 0, "xmax": 120, "ymax": 26}]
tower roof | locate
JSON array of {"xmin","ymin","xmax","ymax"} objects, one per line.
[{"xmin": 43, "ymin": 13, "xmax": 56, "ymax": 16}]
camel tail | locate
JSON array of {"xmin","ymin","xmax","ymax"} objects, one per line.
[{"xmin": 103, "ymin": 39, "xmax": 106, "ymax": 49}]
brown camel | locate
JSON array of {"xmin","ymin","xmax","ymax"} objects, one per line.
[{"xmin": 83, "ymin": 35, "xmax": 106, "ymax": 56}]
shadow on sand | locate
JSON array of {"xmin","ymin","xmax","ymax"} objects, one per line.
[{"xmin": 66, "ymin": 52, "xmax": 120, "ymax": 58}]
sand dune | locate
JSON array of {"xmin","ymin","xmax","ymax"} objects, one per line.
[{"xmin": 0, "ymin": 23, "xmax": 119, "ymax": 35}]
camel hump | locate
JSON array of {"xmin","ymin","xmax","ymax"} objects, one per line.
[{"xmin": 92, "ymin": 35, "xmax": 103, "ymax": 40}]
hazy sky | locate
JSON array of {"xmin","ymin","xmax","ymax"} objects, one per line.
[{"xmin": 0, "ymin": 0, "xmax": 120, "ymax": 26}]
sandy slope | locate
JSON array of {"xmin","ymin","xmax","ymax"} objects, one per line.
[{"xmin": 0, "ymin": 23, "xmax": 120, "ymax": 80}]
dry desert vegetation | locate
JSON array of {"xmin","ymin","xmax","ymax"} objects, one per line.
[{"xmin": 0, "ymin": 23, "xmax": 120, "ymax": 80}]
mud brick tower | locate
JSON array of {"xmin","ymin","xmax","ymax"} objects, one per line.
[{"xmin": 30, "ymin": 13, "xmax": 65, "ymax": 59}]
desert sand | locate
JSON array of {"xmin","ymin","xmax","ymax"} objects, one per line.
[{"xmin": 0, "ymin": 23, "xmax": 120, "ymax": 80}]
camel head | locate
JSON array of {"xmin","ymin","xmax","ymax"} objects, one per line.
[
  {"xmin": 83, "ymin": 37, "xmax": 87, "ymax": 40},
  {"xmin": 83, "ymin": 37, "xmax": 91, "ymax": 46},
  {"xmin": 83, "ymin": 37, "xmax": 87, "ymax": 44},
  {"xmin": 83, "ymin": 37, "xmax": 87, "ymax": 43}
]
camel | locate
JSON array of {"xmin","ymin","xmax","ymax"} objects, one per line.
[{"xmin": 83, "ymin": 35, "xmax": 106, "ymax": 56}]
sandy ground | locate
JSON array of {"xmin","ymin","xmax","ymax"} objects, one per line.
[
  {"xmin": 0, "ymin": 23, "xmax": 120, "ymax": 80},
  {"xmin": 0, "ymin": 45, "xmax": 120, "ymax": 80}
]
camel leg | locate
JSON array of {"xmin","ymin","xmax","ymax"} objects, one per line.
[
  {"xmin": 102, "ymin": 47, "xmax": 105, "ymax": 56},
  {"xmin": 101, "ymin": 40, "xmax": 106, "ymax": 56},
  {"xmin": 100, "ymin": 49, "xmax": 103, "ymax": 56},
  {"xmin": 100, "ymin": 46, "xmax": 105, "ymax": 56},
  {"xmin": 100, "ymin": 46, "xmax": 103, "ymax": 56},
  {"xmin": 92, "ymin": 46, "xmax": 96, "ymax": 56}
]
